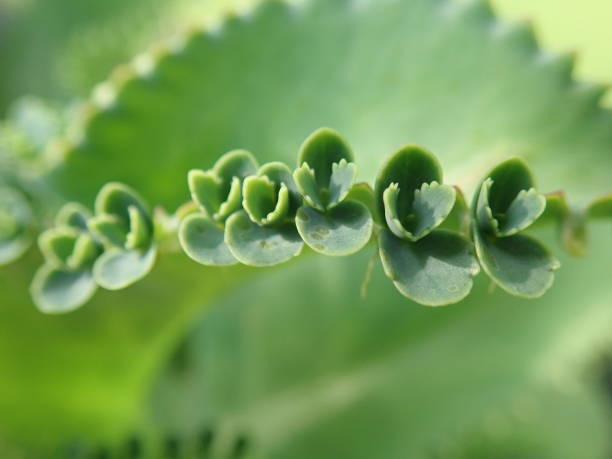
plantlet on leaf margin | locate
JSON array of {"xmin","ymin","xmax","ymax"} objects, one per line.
[
  {"xmin": 293, "ymin": 128, "xmax": 373, "ymax": 256},
  {"xmin": 89, "ymin": 182, "xmax": 157, "ymax": 290},
  {"xmin": 225, "ymin": 161, "xmax": 304, "ymax": 267},
  {"xmin": 31, "ymin": 204, "xmax": 101, "ymax": 313},
  {"xmin": 179, "ymin": 150, "xmax": 258, "ymax": 266},
  {"xmin": 471, "ymin": 158, "xmax": 560, "ymax": 298},
  {"xmin": 375, "ymin": 145, "xmax": 480, "ymax": 306},
  {"xmin": 0, "ymin": 185, "xmax": 33, "ymax": 265}
]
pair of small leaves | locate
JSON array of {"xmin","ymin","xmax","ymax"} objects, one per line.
[
  {"xmin": 31, "ymin": 184, "xmax": 156, "ymax": 313},
  {"xmin": 89, "ymin": 183, "xmax": 157, "ymax": 290},
  {"xmin": 375, "ymin": 146, "xmax": 479, "ymax": 306},
  {"xmin": 294, "ymin": 128, "xmax": 373, "ymax": 256},
  {"xmin": 180, "ymin": 129, "xmax": 373, "ymax": 268},
  {"xmin": 31, "ymin": 204, "xmax": 100, "ymax": 313},
  {"xmin": 0, "ymin": 185, "xmax": 33, "ymax": 265},
  {"xmin": 472, "ymin": 158, "xmax": 560, "ymax": 298}
]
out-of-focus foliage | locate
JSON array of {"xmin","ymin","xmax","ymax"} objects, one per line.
[{"xmin": 0, "ymin": 0, "xmax": 611, "ymax": 457}]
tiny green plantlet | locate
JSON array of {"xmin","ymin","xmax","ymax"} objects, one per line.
[
  {"xmin": 225, "ymin": 162, "xmax": 303, "ymax": 266},
  {"xmin": 24, "ymin": 128, "xmax": 611, "ymax": 312},
  {"xmin": 472, "ymin": 158, "xmax": 560, "ymax": 298},
  {"xmin": 31, "ymin": 203, "xmax": 101, "ymax": 313},
  {"xmin": 179, "ymin": 150, "xmax": 258, "ymax": 266},
  {"xmin": 0, "ymin": 185, "xmax": 33, "ymax": 265},
  {"xmin": 375, "ymin": 146, "xmax": 479, "ymax": 306},
  {"xmin": 89, "ymin": 182, "xmax": 157, "ymax": 290},
  {"xmin": 293, "ymin": 128, "xmax": 373, "ymax": 256}
]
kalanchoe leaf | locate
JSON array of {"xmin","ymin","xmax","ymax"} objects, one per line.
[
  {"xmin": 88, "ymin": 214, "xmax": 129, "ymax": 248},
  {"xmin": 438, "ymin": 186, "xmax": 469, "ymax": 234},
  {"xmin": 297, "ymin": 127, "xmax": 353, "ymax": 191},
  {"xmin": 214, "ymin": 177, "xmax": 243, "ymax": 222},
  {"xmin": 30, "ymin": 265, "xmax": 97, "ymax": 314},
  {"xmin": 258, "ymin": 161, "xmax": 301, "ymax": 215},
  {"xmin": 473, "ymin": 228, "xmax": 560, "ymax": 298},
  {"xmin": 295, "ymin": 200, "xmax": 373, "ymax": 256},
  {"xmin": 587, "ymin": 193, "xmax": 612, "ymax": 220},
  {"xmin": 383, "ymin": 181, "xmax": 456, "ymax": 241},
  {"xmin": 125, "ymin": 205, "xmax": 152, "ymax": 250},
  {"xmin": 38, "ymin": 227, "xmax": 79, "ymax": 268},
  {"xmin": 188, "ymin": 170, "xmax": 223, "ymax": 219},
  {"xmin": 178, "ymin": 214, "xmax": 237, "ymax": 266},
  {"xmin": 213, "ymin": 149, "xmax": 258, "ymax": 185},
  {"xmin": 55, "ymin": 203, "xmax": 91, "ymax": 231},
  {"xmin": 346, "ymin": 182, "xmax": 379, "ymax": 224},
  {"xmin": 95, "ymin": 182, "xmax": 152, "ymax": 229},
  {"xmin": 376, "ymin": 146, "xmax": 454, "ymax": 241},
  {"xmin": 93, "ymin": 245, "xmax": 157, "ymax": 290},
  {"xmin": 225, "ymin": 210, "xmax": 303, "ymax": 267},
  {"xmin": 375, "ymin": 145, "xmax": 443, "ymax": 220},
  {"xmin": 379, "ymin": 229, "xmax": 480, "ymax": 306},
  {"xmin": 476, "ymin": 177, "xmax": 545, "ymax": 237},
  {"xmin": 293, "ymin": 163, "xmax": 324, "ymax": 211},
  {"xmin": 66, "ymin": 233, "xmax": 99, "ymax": 270},
  {"xmin": 475, "ymin": 157, "xmax": 545, "ymax": 237},
  {"xmin": 242, "ymin": 176, "xmax": 290, "ymax": 226},
  {"xmin": 0, "ymin": 186, "xmax": 32, "ymax": 265},
  {"xmin": 328, "ymin": 159, "xmax": 357, "ymax": 209}
]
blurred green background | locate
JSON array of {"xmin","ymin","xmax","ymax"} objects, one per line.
[{"xmin": 1, "ymin": 0, "xmax": 611, "ymax": 457}]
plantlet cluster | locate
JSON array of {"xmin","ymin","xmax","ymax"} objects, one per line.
[{"xmin": 23, "ymin": 128, "xmax": 611, "ymax": 312}]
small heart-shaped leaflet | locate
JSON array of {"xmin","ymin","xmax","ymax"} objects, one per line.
[
  {"xmin": 179, "ymin": 213, "xmax": 238, "ymax": 266},
  {"xmin": 225, "ymin": 210, "xmax": 303, "ymax": 267},
  {"xmin": 473, "ymin": 228, "xmax": 560, "ymax": 298},
  {"xmin": 378, "ymin": 229, "xmax": 480, "ymax": 306},
  {"xmin": 295, "ymin": 200, "xmax": 373, "ymax": 256},
  {"xmin": 93, "ymin": 245, "xmax": 157, "ymax": 290},
  {"xmin": 30, "ymin": 265, "xmax": 98, "ymax": 314}
]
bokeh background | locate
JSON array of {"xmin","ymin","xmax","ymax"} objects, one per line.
[{"xmin": 1, "ymin": 0, "xmax": 611, "ymax": 457}]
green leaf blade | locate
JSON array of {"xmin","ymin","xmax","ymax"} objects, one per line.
[
  {"xmin": 178, "ymin": 214, "xmax": 237, "ymax": 267},
  {"xmin": 473, "ymin": 229, "xmax": 560, "ymax": 298},
  {"xmin": 93, "ymin": 245, "xmax": 157, "ymax": 291},
  {"xmin": 31, "ymin": 265, "xmax": 97, "ymax": 314},
  {"xmin": 379, "ymin": 228, "xmax": 480, "ymax": 306},
  {"xmin": 295, "ymin": 201, "xmax": 373, "ymax": 256},
  {"xmin": 225, "ymin": 210, "xmax": 303, "ymax": 267}
]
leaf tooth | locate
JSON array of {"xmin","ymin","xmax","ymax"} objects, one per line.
[
  {"xmin": 536, "ymin": 51, "xmax": 576, "ymax": 84},
  {"xmin": 491, "ymin": 19, "xmax": 538, "ymax": 54}
]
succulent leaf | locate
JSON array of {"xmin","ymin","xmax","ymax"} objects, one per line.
[
  {"xmin": 0, "ymin": 186, "xmax": 32, "ymax": 265},
  {"xmin": 297, "ymin": 127, "xmax": 353, "ymax": 191},
  {"xmin": 327, "ymin": 159, "xmax": 357, "ymax": 209},
  {"xmin": 66, "ymin": 233, "xmax": 99, "ymax": 270},
  {"xmin": 259, "ymin": 161, "xmax": 301, "ymax": 214},
  {"xmin": 30, "ymin": 265, "xmax": 97, "ymax": 314},
  {"xmin": 55, "ymin": 203, "xmax": 92, "ymax": 231},
  {"xmin": 93, "ymin": 245, "xmax": 157, "ymax": 291},
  {"xmin": 225, "ymin": 210, "xmax": 303, "ymax": 267},
  {"xmin": 125, "ymin": 205, "xmax": 152, "ymax": 250},
  {"xmin": 473, "ymin": 228, "xmax": 560, "ymax": 298},
  {"xmin": 88, "ymin": 214, "xmax": 129, "ymax": 248},
  {"xmin": 38, "ymin": 228, "xmax": 79, "ymax": 268},
  {"xmin": 179, "ymin": 214, "xmax": 237, "ymax": 267},
  {"xmin": 212, "ymin": 149, "xmax": 258, "ymax": 186},
  {"xmin": 242, "ymin": 176, "xmax": 290, "ymax": 226},
  {"xmin": 94, "ymin": 182, "xmax": 151, "ymax": 229},
  {"xmin": 375, "ymin": 145, "xmax": 444, "ymax": 223},
  {"xmin": 379, "ymin": 228, "xmax": 479, "ymax": 306},
  {"xmin": 293, "ymin": 162, "xmax": 324, "ymax": 211},
  {"xmin": 187, "ymin": 169, "xmax": 223, "ymax": 220},
  {"xmin": 295, "ymin": 200, "xmax": 373, "ymax": 256}
]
